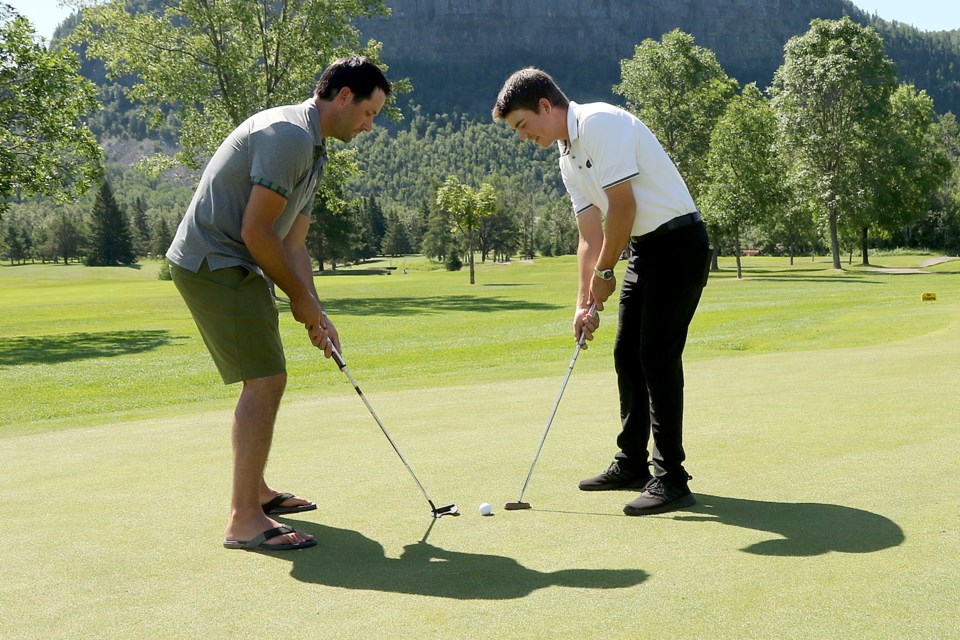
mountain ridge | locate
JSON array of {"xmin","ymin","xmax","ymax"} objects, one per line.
[{"xmin": 357, "ymin": 0, "xmax": 960, "ymax": 116}]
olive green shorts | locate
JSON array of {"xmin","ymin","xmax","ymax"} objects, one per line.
[{"xmin": 170, "ymin": 260, "xmax": 285, "ymax": 384}]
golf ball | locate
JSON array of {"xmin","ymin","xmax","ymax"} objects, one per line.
[{"xmin": 478, "ymin": 502, "xmax": 493, "ymax": 516}]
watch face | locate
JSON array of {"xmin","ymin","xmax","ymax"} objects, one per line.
[{"xmin": 595, "ymin": 268, "xmax": 614, "ymax": 280}]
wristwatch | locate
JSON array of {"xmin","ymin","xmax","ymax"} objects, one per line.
[{"xmin": 594, "ymin": 266, "xmax": 615, "ymax": 281}]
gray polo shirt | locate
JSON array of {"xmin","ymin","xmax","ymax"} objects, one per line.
[{"xmin": 166, "ymin": 99, "xmax": 327, "ymax": 273}]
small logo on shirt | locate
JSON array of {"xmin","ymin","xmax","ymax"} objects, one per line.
[{"xmin": 586, "ymin": 160, "xmax": 592, "ymax": 168}]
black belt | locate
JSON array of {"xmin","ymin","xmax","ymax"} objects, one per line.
[{"xmin": 632, "ymin": 212, "xmax": 702, "ymax": 242}]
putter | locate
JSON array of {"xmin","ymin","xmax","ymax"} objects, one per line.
[
  {"xmin": 329, "ymin": 343, "xmax": 458, "ymax": 519},
  {"xmin": 505, "ymin": 304, "xmax": 597, "ymax": 511}
]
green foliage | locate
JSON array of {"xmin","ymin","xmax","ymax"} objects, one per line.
[
  {"xmin": 157, "ymin": 256, "xmax": 173, "ymax": 280},
  {"xmin": 0, "ymin": 6, "xmax": 102, "ymax": 212},
  {"xmin": 380, "ymin": 209, "xmax": 412, "ymax": 257},
  {"xmin": 149, "ymin": 215, "xmax": 173, "ymax": 259},
  {"xmin": 771, "ymin": 17, "xmax": 898, "ymax": 269},
  {"xmin": 701, "ymin": 84, "xmax": 788, "ymax": 276},
  {"xmin": 85, "ymin": 179, "xmax": 136, "ymax": 266},
  {"xmin": 73, "ymin": 0, "xmax": 397, "ymax": 170},
  {"xmin": 348, "ymin": 106, "xmax": 563, "ymax": 211},
  {"xmin": 436, "ymin": 176, "xmax": 497, "ymax": 284},
  {"xmin": 444, "ymin": 252, "xmax": 462, "ymax": 271},
  {"xmin": 615, "ymin": 29, "xmax": 738, "ymax": 199},
  {"xmin": 534, "ymin": 197, "xmax": 579, "ymax": 258}
]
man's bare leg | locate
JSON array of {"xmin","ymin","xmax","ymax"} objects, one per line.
[{"xmin": 224, "ymin": 372, "xmax": 313, "ymax": 546}]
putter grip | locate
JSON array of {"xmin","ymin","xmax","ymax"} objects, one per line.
[
  {"xmin": 578, "ymin": 302, "xmax": 599, "ymax": 345},
  {"xmin": 330, "ymin": 346, "xmax": 346, "ymax": 369}
]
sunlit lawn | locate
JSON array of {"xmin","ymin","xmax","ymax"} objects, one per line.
[{"xmin": 1, "ymin": 253, "xmax": 958, "ymax": 639}]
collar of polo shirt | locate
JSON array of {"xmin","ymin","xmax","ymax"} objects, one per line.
[{"xmin": 559, "ymin": 101, "xmax": 582, "ymax": 156}]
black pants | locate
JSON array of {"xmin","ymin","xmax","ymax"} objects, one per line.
[{"xmin": 613, "ymin": 222, "xmax": 711, "ymax": 482}]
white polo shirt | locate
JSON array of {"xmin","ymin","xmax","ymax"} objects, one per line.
[{"xmin": 559, "ymin": 101, "xmax": 697, "ymax": 237}]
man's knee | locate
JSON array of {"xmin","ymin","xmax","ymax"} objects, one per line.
[{"xmin": 242, "ymin": 372, "xmax": 287, "ymax": 400}]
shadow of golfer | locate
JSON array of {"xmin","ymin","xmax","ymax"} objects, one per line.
[
  {"xmin": 672, "ymin": 494, "xmax": 905, "ymax": 556},
  {"xmin": 272, "ymin": 521, "xmax": 648, "ymax": 600}
]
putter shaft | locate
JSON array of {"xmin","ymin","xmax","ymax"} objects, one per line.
[
  {"xmin": 330, "ymin": 345, "xmax": 458, "ymax": 517},
  {"xmin": 509, "ymin": 304, "xmax": 597, "ymax": 508}
]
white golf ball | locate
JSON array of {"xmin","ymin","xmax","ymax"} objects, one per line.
[{"xmin": 478, "ymin": 502, "xmax": 493, "ymax": 516}]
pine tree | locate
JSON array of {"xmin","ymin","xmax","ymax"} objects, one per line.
[
  {"xmin": 381, "ymin": 210, "xmax": 411, "ymax": 256},
  {"xmin": 131, "ymin": 196, "xmax": 151, "ymax": 257},
  {"xmin": 149, "ymin": 216, "xmax": 173, "ymax": 258},
  {"xmin": 86, "ymin": 179, "xmax": 136, "ymax": 266},
  {"xmin": 3, "ymin": 223, "xmax": 24, "ymax": 265}
]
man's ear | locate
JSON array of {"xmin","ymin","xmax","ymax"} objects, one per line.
[
  {"xmin": 538, "ymin": 97, "xmax": 552, "ymax": 114},
  {"xmin": 337, "ymin": 86, "xmax": 353, "ymax": 104}
]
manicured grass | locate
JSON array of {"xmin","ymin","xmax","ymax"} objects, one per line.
[
  {"xmin": 2, "ymin": 254, "xmax": 958, "ymax": 434},
  {"xmin": 1, "ymin": 254, "xmax": 958, "ymax": 638}
]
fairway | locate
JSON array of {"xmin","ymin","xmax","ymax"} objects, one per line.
[{"xmin": 2, "ymin": 256, "xmax": 959, "ymax": 639}]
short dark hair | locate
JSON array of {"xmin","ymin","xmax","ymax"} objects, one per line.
[
  {"xmin": 315, "ymin": 55, "xmax": 392, "ymax": 102},
  {"xmin": 492, "ymin": 67, "xmax": 569, "ymax": 120}
]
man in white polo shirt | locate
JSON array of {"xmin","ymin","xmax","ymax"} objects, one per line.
[{"xmin": 493, "ymin": 67, "xmax": 711, "ymax": 516}]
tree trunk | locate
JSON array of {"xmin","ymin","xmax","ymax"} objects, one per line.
[
  {"xmin": 734, "ymin": 231, "xmax": 742, "ymax": 280},
  {"xmin": 468, "ymin": 231, "xmax": 476, "ymax": 284},
  {"xmin": 829, "ymin": 211, "xmax": 842, "ymax": 269},
  {"xmin": 861, "ymin": 226, "xmax": 870, "ymax": 266}
]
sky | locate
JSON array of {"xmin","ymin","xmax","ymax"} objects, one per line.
[{"xmin": 6, "ymin": 0, "xmax": 960, "ymax": 42}]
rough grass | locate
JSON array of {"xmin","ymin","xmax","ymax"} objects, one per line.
[{"xmin": 1, "ymin": 254, "xmax": 958, "ymax": 639}]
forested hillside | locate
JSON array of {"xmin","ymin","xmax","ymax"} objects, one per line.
[{"xmin": 4, "ymin": 2, "xmax": 957, "ymax": 269}]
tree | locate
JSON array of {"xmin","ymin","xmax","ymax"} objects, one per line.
[
  {"xmin": 436, "ymin": 176, "xmax": 497, "ymax": 284},
  {"xmin": 700, "ymin": 84, "xmax": 787, "ymax": 278},
  {"xmin": 73, "ymin": 0, "xmax": 401, "ymax": 171},
  {"xmin": 86, "ymin": 179, "xmax": 136, "ymax": 266},
  {"xmin": 854, "ymin": 85, "xmax": 952, "ymax": 264},
  {"xmin": 535, "ymin": 197, "xmax": 579, "ymax": 257},
  {"xmin": 356, "ymin": 195, "xmax": 386, "ymax": 259},
  {"xmin": 2, "ymin": 221, "xmax": 25, "ymax": 264},
  {"xmin": 615, "ymin": 29, "xmax": 738, "ymax": 201},
  {"xmin": 421, "ymin": 200, "xmax": 452, "ymax": 262},
  {"xmin": 771, "ymin": 17, "xmax": 897, "ymax": 269},
  {"xmin": 381, "ymin": 209, "xmax": 411, "ymax": 256},
  {"xmin": 130, "ymin": 196, "xmax": 151, "ymax": 257},
  {"xmin": 48, "ymin": 213, "xmax": 86, "ymax": 264},
  {"xmin": 0, "ymin": 6, "xmax": 101, "ymax": 213},
  {"xmin": 149, "ymin": 215, "xmax": 173, "ymax": 259},
  {"xmin": 309, "ymin": 149, "xmax": 362, "ymax": 270}
]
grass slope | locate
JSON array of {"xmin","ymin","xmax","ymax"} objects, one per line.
[{"xmin": 1, "ymin": 255, "xmax": 958, "ymax": 638}]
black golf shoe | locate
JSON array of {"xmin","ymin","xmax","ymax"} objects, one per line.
[
  {"xmin": 623, "ymin": 476, "xmax": 695, "ymax": 516},
  {"xmin": 578, "ymin": 460, "xmax": 653, "ymax": 491}
]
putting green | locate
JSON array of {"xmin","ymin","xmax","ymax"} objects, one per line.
[{"xmin": 2, "ymin": 308, "xmax": 958, "ymax": 638}]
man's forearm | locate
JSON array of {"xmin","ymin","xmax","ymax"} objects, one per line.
[
  {"xmin": 596, "ymin": 203, "xmax": 634, "ymax": 270},
  {"xmin": 245, "ymin": 228, "xmax": 311, "ymax": 303},
  {"xmin": 288, "ymin": 245, "xmax": 320, "ymax": 305},
  {"xmin": 577, "ymin": 239, "xmax": 599, "ymax": 307}
]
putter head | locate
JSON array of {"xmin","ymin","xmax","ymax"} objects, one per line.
[
  {"xmin": 431, "ymin": 504, "xmax": 459, "ymax": 518},
  {"xmin": 503, "ymin": 501, "xmax": 531, "ymax": 511}
]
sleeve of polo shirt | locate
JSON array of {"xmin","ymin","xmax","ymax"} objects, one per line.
[
  {"xmin": 248, "ymin": 123, "xmax": 313, "ymax": 201},
  {"xmin": 579, "ymin": 111, "xmax": 640, "ymax": 192},
  {"xmin": 560, "ymin": 160, "xmax": 592, "ymax": 217}
]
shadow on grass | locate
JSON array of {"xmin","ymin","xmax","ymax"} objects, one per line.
[
  {"xmin": 734, "ymin": 276, "xmax": 882, "ymax": 284},
  {"xmin": 271, "ymin": 520, "xmax": 648, "ymax": 599},
  {"xmin": 319, "ymin": 295, "xmax": 562, "ymax": 317},
  {"xmin": 0, "ymin": 330, "xmax": 178, "ymax": 366},
  {"xmin": 672, "ymin": 494, "xmax": 905, "ymax": 556}
]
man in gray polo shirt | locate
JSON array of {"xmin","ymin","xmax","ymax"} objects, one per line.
[
  {"xmin": 493, "ymin": 68, "xmax": 711, "ymax": 517},
  {"xmin": 167, "ymin": 56, "xmax": 391, "ymax": 551}
]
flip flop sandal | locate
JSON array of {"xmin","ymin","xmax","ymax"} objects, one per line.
[
  {"xmin": 223, "ymin": 525, "xmax": 316, "ymax": 551},
  {"xmin": 261, "ymin": 492, "xmax": 318, "ymax": 515}
]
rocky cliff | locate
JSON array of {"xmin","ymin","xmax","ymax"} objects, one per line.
[{"xmin": 358, "ymin": 0, "xmax": 872, "ymax": 114}]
